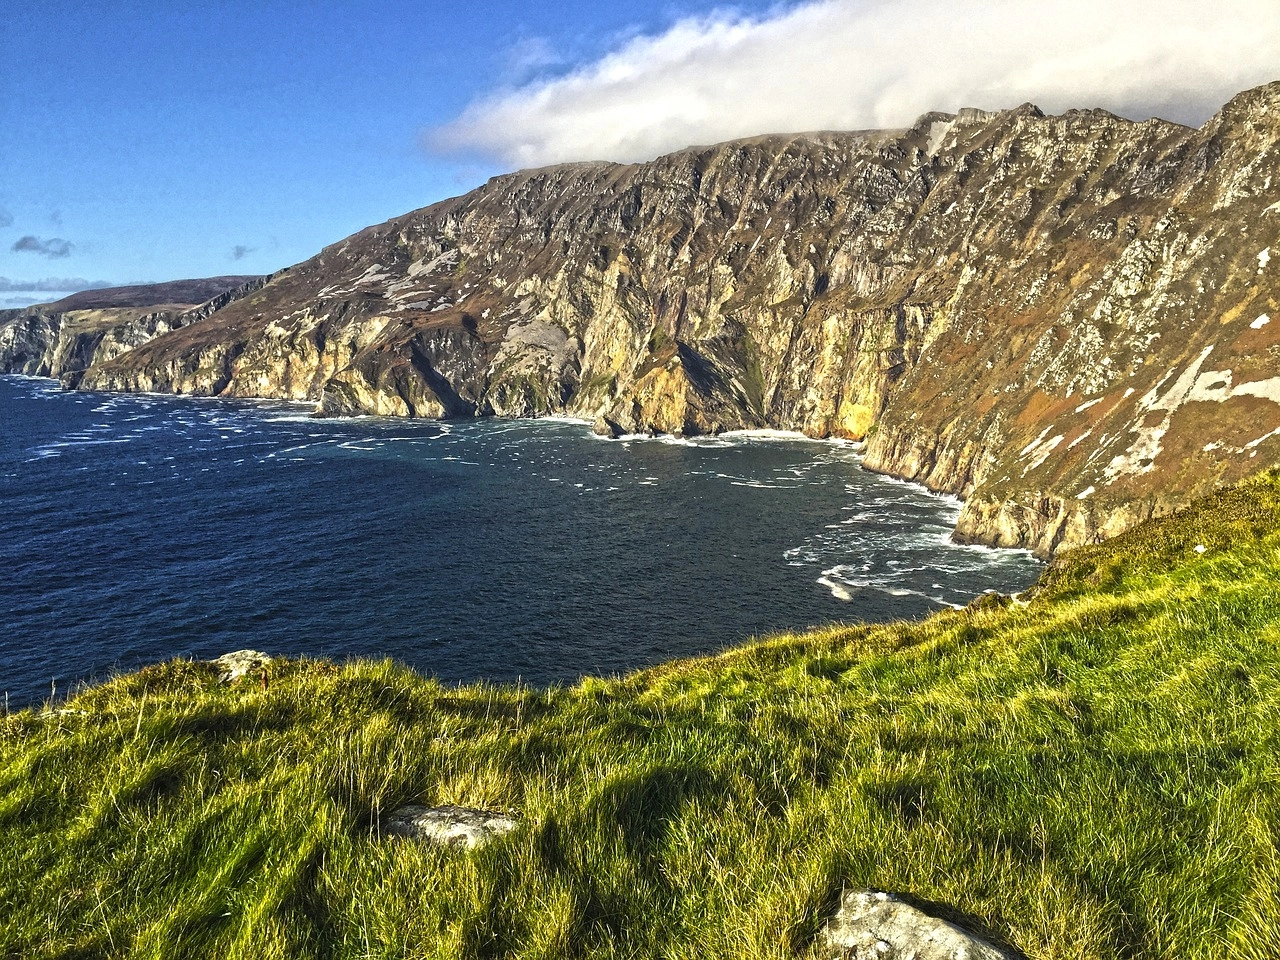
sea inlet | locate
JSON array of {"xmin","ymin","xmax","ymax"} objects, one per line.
[{"xmin": 1, "ymin": 375, "xmax": 1042, "ymax": 706}]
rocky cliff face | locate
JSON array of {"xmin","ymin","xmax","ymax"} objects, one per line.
[
  {"xmin": 60, "ymin": 83, "xmax": 1280, "ymax": 556},
  {"xmin": 0, "ymin": 277, "xmax": 266, "ymax": 386}
]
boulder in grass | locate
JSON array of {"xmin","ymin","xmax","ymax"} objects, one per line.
[
  {"xmin": 381, "ymin": 804, "xmax": 519, "ymax": 848},
  {"xmin": 208, "ymin": 650, "xmax": 272, "ymax": 683},
  {"xmin": 819, "ymin": 890, "xmax": 1016, "ymax": 959}
]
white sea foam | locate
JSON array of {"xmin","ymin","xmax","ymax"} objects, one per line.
[{"xmin": 816, "ymin": 574, "xmax": 854, "ymax": 601}]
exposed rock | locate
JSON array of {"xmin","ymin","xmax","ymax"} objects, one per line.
[
  {"xmin": 208, "ymin": 649, "xmax": 272, "ymax": 683},
  {"xmin": 381, "ymin": 804, "xmax": 519, "ymax": 848},
  {"xmin": 593, "ymin": 414, "xmax": 623, "ymax": 438},
  {"xmin": 35, "ymin": 82, "xmax": 1280, "ymax": 555},
  {"xmin": 819, "ymin": 890, "xmax": 1015, "ymax": 960}
]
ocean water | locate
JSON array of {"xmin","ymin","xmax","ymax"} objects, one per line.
[{"xmin": 0, "ymin": 375, "xmax": 1042, "ymax": 706}]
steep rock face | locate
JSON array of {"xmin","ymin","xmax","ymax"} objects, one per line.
[
  {"xmin": 0, "ymin": 276, "xmax": 266, "ymax": 386},
  {"xmin": 862, "ymin": 83, "xmax": 1280, "ymax": 554},
  {"xmin": 75, "ymin": 83, "xmax": 1280, "ymax": 555}
]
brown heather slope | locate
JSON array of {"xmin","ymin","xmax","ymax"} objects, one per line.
[
  {"xmin": 62, "ymin": 82, "xmax": 1280, "ymax": 556},
  {"xmin": 37, "ymin": 277, "xmax": 261, "ymax": 312}
]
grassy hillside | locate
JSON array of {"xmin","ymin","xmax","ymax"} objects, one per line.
[{"xmin": 3, "ymin": 472, "xmax": 1280, "ymax": 959}]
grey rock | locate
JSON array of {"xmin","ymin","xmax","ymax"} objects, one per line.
[
  {"xmin": 208, "ymin": 649, "xmax": 272, "ymax": 683},
  {"xmin": 593, "ymin": 414, "xmax": 623, "ymax": 438},
  {"xmin": 819, "ymin": 890, "xmax": 1015, "ymax": 960},
  {"xmin": 381, "ymin": 804, "xmax": 519, "ymax": 848}
]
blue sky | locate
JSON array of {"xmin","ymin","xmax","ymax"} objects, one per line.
[
  {"xmin": 0, "ymin": 0, "xmax": 793, "ymax": 304},
  {"xmin": 2, "ymin": 0, "xmax": 1275, "ymax": 306}
]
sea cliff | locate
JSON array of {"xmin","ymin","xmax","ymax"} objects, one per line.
[{"xmin": 6, "ymin": 84, "xmax": 1280, "ymax": 555}]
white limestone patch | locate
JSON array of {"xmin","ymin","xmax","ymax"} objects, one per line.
[
  {"xmin": 926, "ymin": 119, "xmax": 954, "ymax": 156},
  {"xmin": 1074, "ymin": 397, "xmax": 1103, "ymax": 414},
  {"xmin": 1186, "ymin": 368, "xmax": 1234, "ymax": 404},
  {"xmin": 1245, "ymin": 426, "xmax": 1280, "ymax": 450},
  {"xmin": 1022, "ymin": 434, "xmax": 1063, "ymax": 475},
  {"xmin": 1077, "ymin": 485, "xmax": 1096, "ymax": 499},
  {"xmin": 1105, "ymin": 344, "xmax": 1215, "ymax": 482},
  {"xmin": 1234, "ymin": 377, "xmax": 1280, "ymax": 404},
  {"xmin": 1068, "ymin": 429, "xmax": 1093, "ymax": 450},
  {"xmin": 407, "ymin": 249, "xmax": 459, "ymax": 278},
  {"xmin": 1260, "ymin": 248, "xmax": 1272, "ymax": 272},
  {"xmin": 1019, "ymin": 425, "xmax": 1054, "ymax": 457},
  {"xmin": 355, "ymin": 263, "xmax": 390, "ymax": 286},
  {"xmin": 1252, "ymin": 313, "xmax": 1271, "ymax": 329}
]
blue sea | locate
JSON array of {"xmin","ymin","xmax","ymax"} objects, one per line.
[{"xmin": 0, "ymin": 375, "xmax": 1042, "ymax": 707}]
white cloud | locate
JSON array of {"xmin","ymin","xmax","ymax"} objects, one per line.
[
  {"xmin": 431, "ymin": 0, "xmax": 1280, "ymax": 168},
  {"xmin": 0, "ymin": 277, "xmax": 110, "ymax": 293}
]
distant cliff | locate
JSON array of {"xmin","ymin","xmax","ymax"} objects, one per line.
[
  {"xmin": 16, "ymin": 83, "xmax": 1280, "ymax": 556},
  {"xmin": 0, "ymin": 277, "xmax": 265, "ymax": 387}
]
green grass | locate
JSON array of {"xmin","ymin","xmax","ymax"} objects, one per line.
[{"xmin": 4, "ymin": 472, "xmax": 1280, "ymax": 959}]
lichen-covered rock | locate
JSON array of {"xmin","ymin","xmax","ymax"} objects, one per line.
[
  {"xmin": 819, "ymin": 890, "xmax": 1015, "ymax": 960},
  {"xmin": 381, "ymin": 805, "xmax": 519, "ymax": 848},
  {"xmin": 208, "ymin": 649, "xmax": 272, "ymax": 683},
  {"xmin": 60, "ymin": 82, "xmax": 1280, "ymax": 554}
]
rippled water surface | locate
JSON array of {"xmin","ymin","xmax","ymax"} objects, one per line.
[{"xmin": 1, "ymin": 375, "xmax": 1041, "ymax": 705}]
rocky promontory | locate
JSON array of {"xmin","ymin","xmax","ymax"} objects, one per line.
[
  {"xmin": 0, "ymin": 276, "xmax": 265, "ymax": 387},
  {"xmin": 8, "ymin": 83, "xmax": 1280, "ymax": 555}
]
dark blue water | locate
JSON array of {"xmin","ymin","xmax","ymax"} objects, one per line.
[{"xmin": 0, "ymin": 375, "xmax": 1041, "ymax": 706}]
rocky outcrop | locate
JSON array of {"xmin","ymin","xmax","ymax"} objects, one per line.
[
  {"xmin": 58, "ymin": 83, "xmax": 1280, "ymax": 555},
  {"xmin": 208, "ymin": 649, "xmax": 273, "ymax": 684}
]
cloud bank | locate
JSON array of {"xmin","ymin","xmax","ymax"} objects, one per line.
[
  {"xmin": 432, "ymin": 0, "xmax": 1280, "ymax": 168},
  {"xmin": 0, "ymin": 276, "xmax": 111, "ymax": 309},
  {"xmin": 0, "ymin": 277, "xmax": 110, "ymax": 293},
  {"xmin": 12, "ymin": 235, "xmax": 74, "ymax": 259}
]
